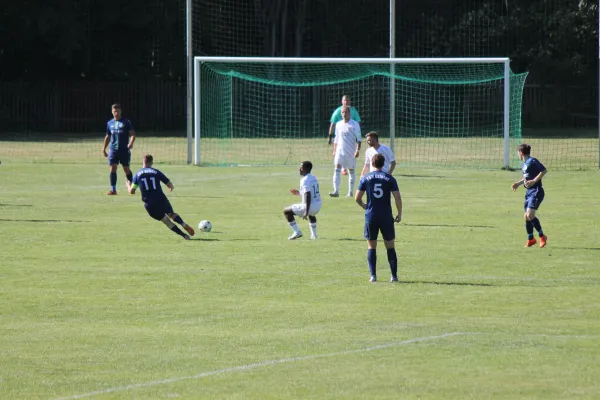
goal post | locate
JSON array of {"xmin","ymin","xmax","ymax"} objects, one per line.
[{"xmin": 192, "ymin": 57, "xmax": 527, "ymax": 169}]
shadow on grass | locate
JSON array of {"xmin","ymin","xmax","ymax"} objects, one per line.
[
  {"xmin": 0, "ymin": 204, "xmax": 32, "ymax": 207},
  {"xmin": 190, "ymin": 238, "xmax": 220, "ymax": 242},
  {"xmin": 404, "ymin": 223, "xmax": 498, "ymax": 229},
  {"xmin": 171, "ymin": 195, "xmax": 226, "ymax": 199},
  {"xmin": 552, "ymin": 246, "xmax": 600, "ymax": 251},
  {"xmin": 0, "ymin": 218, "xmax": 88, "ymax": 223},
  {"xmin": 399, "ymin": 280, "xmax": 493, "ymax": 287},
  {"xmin": 396, "ymin": 174, "xmax": 445, "ymax": 179}
]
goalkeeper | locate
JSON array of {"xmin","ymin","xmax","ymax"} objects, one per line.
[{"xmin": 327, "ymin": 95, "xmax": 361, "ymax": 175}]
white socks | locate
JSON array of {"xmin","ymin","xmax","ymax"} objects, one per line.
[
  {"xmin": 309, "ymin": 223, "xmax": 317, "ymax": 238},
  {"xmin": 333, "ymin": 168, "xmax": 341, "ymax": 194},
  {"xmin": 289, "ymin": 221, "xmax": 301, "ymax": 234}
]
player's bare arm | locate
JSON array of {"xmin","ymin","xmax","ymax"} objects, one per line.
[
  {"xmin": 126, "ymin": 180, "xmax": 137, "ymax": 195},
  {"xmin": 102, "ymin": 135, "xmax": 110, "ymax": 157},
  {"xmin": 290, "ymin": 188, "xmax": 300, "ymax": 196},
  {"xmin": 354, "ymin": 142, "xmax": 361, "ymax": 158},
  {"xmin": 128, "ymin": 131, "xmax": 136, "ymax": 149},
  {"xmin": 360, "ymin": 161, "xmax": 369, "ymax": 178},
  {"xmin": 166, "ymin": 182, "xmax": 174, "ymax": 192},
  {"xmin": 355, "ymin": 190, "xmax": 367, "ymax": 210},
  {"xmin": 525, "ymin": 169, "xmax": 547, "ymax": 188},
  {"xmin": 388, "ymin": 160, "xmax": 397, "ymax": 175},
  {"xmin": 392, "ymin": 190, "xmax": 403, "ymax": 222},
  {"xmin": 511, "ymin": 178, "xmax": 525, "ymax": 191},
  {"xmin": 303, "ymin": 192, "xmax": 311, "ymax": 219},
  {"xmin": 327, "ymin": 123, "xmax": 335, "ymax": 145}
]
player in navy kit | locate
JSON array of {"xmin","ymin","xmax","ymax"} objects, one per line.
[
  {"xmin": 511, "ymin": 143, "xmax": 548, "ymax": 248},
  {"xmin": 102, "ymin": 103, "xmax": 136, "ymax": 195},
  {"xmin": 126, "ymin": 154, "xmax": 195, "ymax": 240},
  {"xmin": 355, "ymin": 153, "xmax": 403, "ymax": 283}
]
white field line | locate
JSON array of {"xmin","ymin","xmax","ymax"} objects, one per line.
[{"xmin": 55, "ymin": 332, "xmax": 468, "ymax": 400}]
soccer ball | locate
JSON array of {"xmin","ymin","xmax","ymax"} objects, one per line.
[{"xmin": 198, "ymin": 220, "xmax": 212, "ymax": 232}]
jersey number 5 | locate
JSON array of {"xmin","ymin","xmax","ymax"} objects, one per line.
[{"xmin": 373, "ymin": 183, "xmax": 383, "ymax": 198}]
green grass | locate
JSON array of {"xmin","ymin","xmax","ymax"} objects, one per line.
[
  {"xmin": 0, "ymin": 134, "xmax": 598, "ymax": 169},
  {"xmin": 1, "ymin": 161, "xmax": 599, "ymax": 399}
]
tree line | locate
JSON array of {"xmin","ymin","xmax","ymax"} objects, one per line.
[{"xmin": 0, "ymin": 0, "xmax": 597, "ymax": 85}]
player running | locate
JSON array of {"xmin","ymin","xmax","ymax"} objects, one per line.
[{"xmin": 127, "ymin": 154, "xmax": 195, "ymax": 240}]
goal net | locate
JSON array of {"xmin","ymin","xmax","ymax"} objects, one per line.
[{"xmin": 193, "ymin": 57, "xmax": 528, "ymax": 169}]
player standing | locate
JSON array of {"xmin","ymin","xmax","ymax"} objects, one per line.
[
  {"xmin": 511, "ymin": 144, "xmax": 548, "ymax": 248},
  {"xmin": 284, "ymin": 161, "xmax": 322, "ymax": 240},
  {"xmin": 330, "ymin": 106, "xmax": 361, "ymax": 197},
  {"xmin": 102, "ymin": 103, "xmax": 136, "ymax": 195},
  {"xmin": 126, "ymin": 154, "xmax": 196, "ymax": 240},
  {"xmin": 360, "ymin": 131, "xmax": 396, "ymax": 177},
  {"xmin": 327, "ymin": 95, "xmax": 361, "ymax": 175},
  {"xmin": 355, "ymin": 153, "xmax": 403, "ymax": 282}
]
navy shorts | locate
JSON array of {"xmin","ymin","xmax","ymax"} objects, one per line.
[
  {"xmin": 108, "ymin": 150, "xmax": 131, "ymax": 166},
  {"xmin": 524, "ymin": 188, "xmax": 544, "ymax": 211},
  {"xmin": 364, "ymin": 217, "xmax": 395, "ymax": 241},
  {"xmin": 144, "ymin": 200, "xmax": 174, "ymax": 221}
]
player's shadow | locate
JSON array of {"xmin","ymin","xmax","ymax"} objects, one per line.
[
  {"xmin": 0, "ymin": 204, "xmax": 32, "ymax": 207},
  {"xmin": 399, "ymin": 280, "xmax": 493, "ymax": 287},
  {"xmin": 171, "ymin": 195, "xmax": 225, "ymax": 199},
  {"xmin": 552, "ymin": 246, "xmax": 600, "ymax": 251},
  {"xmin": 337, "ymin": 238, "xmax": 365, "ymax": 241},
  {"xmin": 0, "ymin": 218, "xmax": 88, "ymax": 223},
  {"xmin": 190, "ymin": 238, "xmax": 220, "ymax": 241},
  {"xmin": 395, "ymin": 174, "xmax": 445, "ymax": 179},
  {"xmin": 404, "ymin": 223, "xmax": 497, "ymax": 229}
]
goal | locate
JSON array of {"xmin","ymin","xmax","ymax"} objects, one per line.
[{"xmin": 192, "ymin": 57, "xmax": 528, "ymax": 169}]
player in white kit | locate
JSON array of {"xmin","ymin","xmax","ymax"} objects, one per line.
[
  {"xmin": 330, "ymin": 106, "xmax": 362, "ymax": 197},
  {"xmin": 284, "ymin": 161, "xmax": 322, "ymax": 240},
  {"xmin": 361, "ymin": 131, "xmax": 396, "ymax": 177}
]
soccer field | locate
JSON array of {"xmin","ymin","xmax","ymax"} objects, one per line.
[{"xmin": 1, "ymin": 162, "xmax": 599, "ymax": 399}]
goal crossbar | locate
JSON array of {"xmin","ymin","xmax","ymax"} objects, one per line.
[{"xmin": 192, "ymin": 57, "xmax": 515, "ymax": 168}]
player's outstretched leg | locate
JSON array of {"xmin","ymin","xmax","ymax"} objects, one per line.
[
  {"xmin": 308, "ymin": 216, "xmax": 317, "ymax": 239},
  {"xmin": 161, "ymin": 215, "xmax": 190, "ymax": 240},
  {"xmin": 169, "ymin": 212, "xmax": 195, "ymax": 237},
  {"xmin": 283, "ymin": 207, "xmax": 302, "ymax": 240}
]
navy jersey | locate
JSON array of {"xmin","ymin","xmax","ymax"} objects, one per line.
[
  {"xmin": 132, "ymin": 167, "xmax": 170, "ymax": 203},
  {"xmin": 106, "ymin": 118, "xmax": 134, "ymax": 152},
  {"xmin": 522, "ymin": 157, "xmax": 546, "ymax": 192},
  {"xmin": 357, "ymin": 171, "xmax": 399, "ymax": 221}
]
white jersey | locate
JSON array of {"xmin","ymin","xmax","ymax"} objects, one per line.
[
  {"xmin": 334, "ymin": 119, "xmax": 361, "ymax": 156},
  {"xmin": 364, "ymin": 144, "xmax": 396, "ymax": 173},
  {"xmin": 299, "ymin": 173, "xmax": 322, "ymax": 208}
]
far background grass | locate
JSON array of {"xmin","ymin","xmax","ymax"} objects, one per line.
[
  {"xmin": 0, "ymin": 157, "xmax": 599, "ymax": 399},
  {"xmin": 1, "ymin": 127, "xmax": 598, "ymax": 169}
]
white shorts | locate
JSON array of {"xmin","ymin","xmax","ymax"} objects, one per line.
[
  {"xmin": 291, "ymin": 203, "xmax": 321, "ymax": 217},
  {"xmin": 334, "ymin": 153, "xmax": 357, "ymax": 170}
]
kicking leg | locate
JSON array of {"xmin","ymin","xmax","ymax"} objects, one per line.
[
  {"xmin": 168, "ymin": 212, "xmax": 195, "ymax": 236},
  {"xmin": 161, "ymin": 215, "xmax": 190, "ymax": 239}
]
